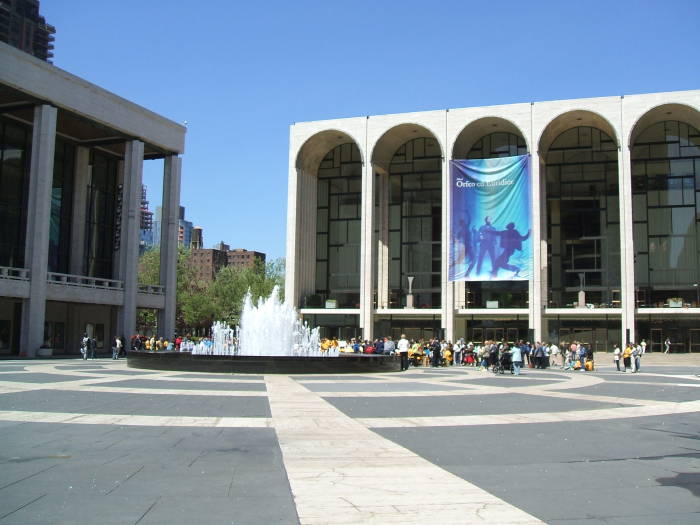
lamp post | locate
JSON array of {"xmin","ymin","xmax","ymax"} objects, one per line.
[
  {"xmin": 694, "ymin": 283, "xmax": 699, "ymax": 306},
  {"xmin": 406, "ymin": 276, "xmax": 415, "ymax": 309}
]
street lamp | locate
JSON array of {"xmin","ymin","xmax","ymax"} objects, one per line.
[{"xmin": 694, "ymin": 283, "xmax": 699, "ymax": 306}]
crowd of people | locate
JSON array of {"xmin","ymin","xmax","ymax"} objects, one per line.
[
  {"xmin": 117, "ymin": 332, "xmax": 652, "ymax": 375},
  {"xmin": 325, "ymin": 337, "xmax": 606, "ymax": 375}
]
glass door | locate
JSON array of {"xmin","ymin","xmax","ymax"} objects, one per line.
[{"xmin": 690, "ymin": 330, "xmax": 700, "ymax": 353}]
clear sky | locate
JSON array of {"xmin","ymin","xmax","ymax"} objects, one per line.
[{"xmin": 43, "ymin": 0, "xmax": 700, "ymax": 260}]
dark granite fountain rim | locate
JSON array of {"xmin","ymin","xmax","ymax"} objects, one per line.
[{"xmin": 127, "ymin": 350, "xmax": 401, "ymax": 374}]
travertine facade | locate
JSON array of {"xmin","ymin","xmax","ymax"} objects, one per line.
[{"xmin": 287, "ymin": 89, "xmax": 700, "ymax": 352}]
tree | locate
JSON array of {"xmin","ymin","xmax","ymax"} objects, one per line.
[
  {"xmin": 137, "ymin": 249, "xmax": 286, "ymax": 336},
  {"xmin": 209, "ymin": 258, "xmax": 285, "ymax": 326}
]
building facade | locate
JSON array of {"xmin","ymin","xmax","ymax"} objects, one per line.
[
  {"xmin": 0, "ymin": 42, "xmax": 185, "ymax": 356},
  {"xmin": 287, "ymin": 89, "xmax": 700, "ymax": 352},
  {"xmin": 190, "ymin": 248, "xmax": 229, "ymax": 282},
  {"xmin": 227, "ymin": 248, "xmax": 265, "ymax": 270},
  {"xmin": 190, "ymin": 245, "xmax": 266, "ymax": 282}
]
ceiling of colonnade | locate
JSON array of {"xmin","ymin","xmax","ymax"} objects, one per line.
[
  {"xmin": 539, "ymin": 110, "xmax": 619, "ymax": 154},
  {"xmin": 296, "ymin": 130, "xmax": 362, "ymax": 175},
  {"xmin": 452, "ymin": 117, "xmax": 528, "ymax": 158},
  {"xmin": 629, "ymin": 103, "xmax": 700, "ymax": 146},
  {"xmin": 371, "ymin": 123, "xmax": 441, "ymax": 174}
]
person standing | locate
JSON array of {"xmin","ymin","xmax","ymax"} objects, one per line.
[
  {"xmin": 622, "ymin": 343, "xmax": 633, "ymax": 372},
  {"xmin": 111, "ymin": 336, "xmax": 119, "ymax": 360},
  {"xmin": 453, "ymin": 339, "xmax": 464, "ymax": 366},
  {"xmin": 613, "ymin": 344, "xmax": 621, "ymax": 371},
  {"xmin": 430, "ymin": 338, "xmax": 442, "ymax": 367},
  {"xmin": 384, "ymin": 336, "xmax": 396, "ymax": 356},
  {"xmin": 397, "ymin": 334, "xmax": 409, "ymax": 371},
  {"xmin": 81, "ymin": 332, "xmax": 90, "ymax": 360},
  {"xmin": 511, "ymin": 343, "xmax": 523, "ymax": 376},
  {"xmin": 664, "ymin": 337, "xmax": 671, "ymax": 354}
]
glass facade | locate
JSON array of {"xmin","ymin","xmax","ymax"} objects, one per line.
[
  {"xmin": 546, "ymin": 319, "xmax": 621, "ymax": 353},
  {"xmin": 631, "ymin": 120, "xmax": 700, "ymax": 308},
  {"xmin": 304, "ymin": 314, "xmax": 359, "ymax": 340},
  {"xmin": 85, "ymin": 150, "xmax": 119, "ymax": 279},
  {"xmin": 463, "ymin": 132, "xmax": 529, "ymax": 308},
  {"xmin": 314, "ymin": 143, "xmax": 362, "ymax": 308},
  {"xmin": 388, "ymin": 137, "xmax": 442, "ymax": 308},
  {"xmin": 545, "ymin": 127, "xmax": 621, "ymax": 307},
  {"xmin": 48, "ymin": 138, "xmax": 75, "ymax": 273},
  {"xmin": 0, "ymin": 118, "xmax": 31, "ymax": 268}
]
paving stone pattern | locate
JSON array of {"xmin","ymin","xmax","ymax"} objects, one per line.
[{"xmin": 0, "ymin": 359, "xmax": 698, "ymax": 524}]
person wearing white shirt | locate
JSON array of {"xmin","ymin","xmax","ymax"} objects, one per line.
[{"xmin": 397, "ymin": 334, "xmax": 410, "ymax": 371}]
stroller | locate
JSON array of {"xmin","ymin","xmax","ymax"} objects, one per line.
[{"xmin": 492, "ymin": 350, "xmax": 514, "ymax": 375}]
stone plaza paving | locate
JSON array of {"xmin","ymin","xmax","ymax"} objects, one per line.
[{"xmin": 0, "ymin": 356, "xmax": 699, "ymax": 524}]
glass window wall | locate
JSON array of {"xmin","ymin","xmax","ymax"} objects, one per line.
[
  {"xmin": 631, "ymin": 120, "xmax": 700, "ymax": 307},
  {"xmin": 85, "ymin": 150, "xmax": 118, "ymax": 279},
  {"xmin": 389, "ymin": 138, "xmax": 442, "ymax": 308},
  {"xmin": 0, "ymin": 118, "xmax": 31, "ymax": 268},
  {"xmin": 313, "ymin": 143, "xmax": 362, "ymax": 308},
  {"xmin": 545, "ymin": 127, "xmax": 620, "ymax": 307},
  {"xmin": 48, "ymin": 138, "xmax": 75, "ymax": 273}
]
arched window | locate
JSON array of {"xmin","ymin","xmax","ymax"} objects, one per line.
[
  {"xmin": 388, "ymin": 137, "xmax": 442, "ymax": 308},
  {"xmin": 545, "ymin": 126, "xmax": 620, "ymax": 307},
  {"xmin": 314, "ymin": 143, "xmax": 362, "ymax": 308},
  {"xmin": 631, "ymin": 120, "xmax": 700, "ymax": 307}
]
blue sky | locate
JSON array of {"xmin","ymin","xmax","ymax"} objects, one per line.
[{"xmin": 43, "ymin": 0, "xmax": 700, "ymax": 260}]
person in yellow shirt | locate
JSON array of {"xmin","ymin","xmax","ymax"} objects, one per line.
[
  {"xmin": 443, "ymin": 345, "xmax": 452, "ymax": 367},
  {"xmin": 622, "ymin": 343, "xmax": 633, "ymax": 372}
]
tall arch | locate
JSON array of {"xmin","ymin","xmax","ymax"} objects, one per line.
[
  {"xmin": 539, "ymin": 111, "xmax": 622, "ymax": 350},
  {"xmin": 371, "ymin": 124, "xmax": 443, "ymax": 339},
  {"xmin": 630, "ymin": 103, "xmax": 700, "ymax": 352},
  {"xmin": 452, "ymin": 116, "xmax": 529, "ymax": 159},
  {"xmin": 291, "ymin": 131, "xmax": 363, "ymax": 339},
  {"xmin": 452, "ymin": 118, "xmax": 529, "ymax": 323}
]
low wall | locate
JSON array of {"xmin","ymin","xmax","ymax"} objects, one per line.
[{"xmin": 127, "ymin": 351, "xmax": 401, "ymax": 374}]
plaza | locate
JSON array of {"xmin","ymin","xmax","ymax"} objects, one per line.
[{"xmin": 1, "ymin": 356, "xmax": 699, "ymax": 524}]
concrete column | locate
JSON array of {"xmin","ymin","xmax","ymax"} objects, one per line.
[
  {"xmin": 117, "ymin": 140, "xmax": 144, "ymax": 340},
  {"xmin": 69, "ymin": 146, "xmax": 90, "ymax": 275},
  {"xmin": 158, "ymin": 155, "xmax": 181, "ymax": 338},
  {"xmin": 530, "ymin": 156, "xmax": 544, "ymax": 343},
  {"xmin": 20, "ymin": 104, "xmax": 57, "ymax": 357},
  {"xmin": 376, "ymin": 169, "xmax": 390, "ymax": 309},
  {"xmin": 285, "ymin": 159, "xmax": 300, "ymax": 306},
  {"xmin": 360, "ymin": 158, "xmax": 375, "ymax": 340},
  {"xmin": 297, "ymin": 170, "xmax": 317, "ymax": 304},
  {"xmin": 442, "ymin": 156, "xmax": 454, "ymax": 342},
  {"xmin": 618, "ymin": 144, "xmax": 635, "ymax": 344}
]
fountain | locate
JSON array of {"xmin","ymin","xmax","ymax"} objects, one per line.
[{"xmin": 128, "ymin": 287, "xmax": 398, "ymax": 373}]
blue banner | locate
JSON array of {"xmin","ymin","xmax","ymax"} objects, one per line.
[{"xmin": 449, "ymin": 155, "xmax": 532, "ymax": 282}]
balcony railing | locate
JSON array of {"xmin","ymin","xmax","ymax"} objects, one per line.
[
  {"xmin": 0, "ymin": 266, "xmax": 30, "ymax": 280},
  {"xmin": 138, "ymin": 284, "xmax": 165, "ymax": 295},
  {"xmin": 47, "ymin": 272, "xmax": 123, "ymax": 290}
]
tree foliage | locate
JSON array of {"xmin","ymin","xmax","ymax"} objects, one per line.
[{"xmin": 137, "ymin": 248, "xmax": 285, "ymax": 336}]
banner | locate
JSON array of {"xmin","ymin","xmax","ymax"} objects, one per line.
[{"xmin": 449, "ymin": 155, "xmax": 532, "ymax": 282}]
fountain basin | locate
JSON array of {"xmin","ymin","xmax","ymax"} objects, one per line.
[{"xmin": 127, "ymin": 351, "xmax": 401, "ymax": 374}]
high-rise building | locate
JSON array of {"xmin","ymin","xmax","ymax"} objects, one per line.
[
  {"xmin": 154, "ymin": 205, "xmax": 193, "ymax": 249},
  {"xmin": 0, "ymin": 0, "xmax": 55, "ymax": 62},
  {"xmin": 139, "ymin": 185, "xmax": 155, "ymax": 253}
]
